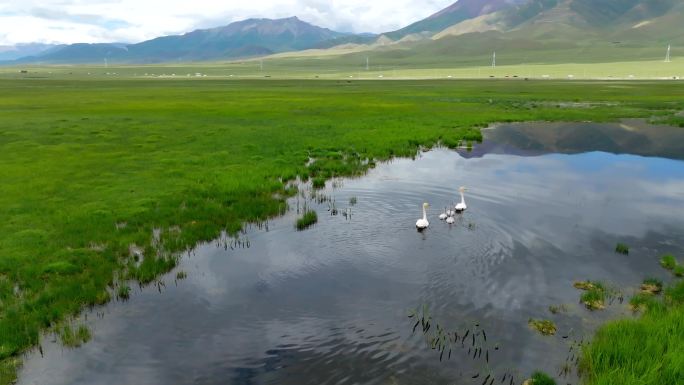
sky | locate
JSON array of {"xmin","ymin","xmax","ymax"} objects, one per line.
[{"xmin": 0, "ymin": 0, "xmax": 456, "ymax": 46}]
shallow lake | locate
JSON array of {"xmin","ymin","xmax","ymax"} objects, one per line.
[{"xmin": 18, "ymin": 121, "xmax": 684, "ymax": 385}]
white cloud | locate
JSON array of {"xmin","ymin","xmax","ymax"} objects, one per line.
[{"xmin": 0, "ymin": 0, "xmax": 455, "ymax": 45}]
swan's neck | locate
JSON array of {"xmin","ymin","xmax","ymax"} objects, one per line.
[
  {"xmin": 459, "ymin": 192, "xmax": 465, "ymax": 205},
  {"xmin": 422, "ymin": 207, "xmax": 427, "ymax": 221}
]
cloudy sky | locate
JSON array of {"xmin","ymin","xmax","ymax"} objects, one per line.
[{"xmin": 0, "ymin": 0, "xmax": 456, "ymax": 46}]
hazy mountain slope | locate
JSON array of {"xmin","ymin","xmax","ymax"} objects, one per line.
[
  {"xmin": 0, "ymin": 43, "xmax": 61, "ymax": 61},
  {"xmin": 6, "ymin": 17, "xmax": 348, "ymax": 64}
]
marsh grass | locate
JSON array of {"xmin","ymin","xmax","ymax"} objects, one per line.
[
  {"xmin": 1, "ymin": 78, "xmax": 683, "ymax": 381},
  {"xmin": 175, "ymin": 271, "xmax": 187, "ymax": 280},
  {"xmin": 528, "ymin": 371, "xmax": 556, "ymax": 385},
  {"xmin": 59, "ymin": 324, "xmax": 91, "ymax": 348},
  {"xmin": 615, "ymin": 243, "xmax": 629, "ymax": 255},
  {"xmin": 575, "ymin": 281, "xmax": 611, "ymax": 310},
  {"xmin": 629, "ymin": 292, "xmax": 653, "ymax": 312},
  {"xmin": 640, "ymin": 278, "xmax": 663, "ymax": 294},
  {"xmin": 117, "ymin": 285, "xmax": 131, "ymax": 300},
  {"xmin": 528, "ymin": 319, "xmax": 557, "ymax": 336},
  {"xmin": 660, "ymin": 254, "xmax": 677, "ymax": 270},
  {"xmin": 581, "ymin": 279, "xmax": 684, "ymax": 385},
  {"xmin": 674, "ymin": 265, "xmax": 684, "ymax": 277},
  {"xmin": 296, "ymin": 211, "xmax": 318, "ymax": 230}
]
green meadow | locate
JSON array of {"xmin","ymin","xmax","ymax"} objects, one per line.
[{"xmin": 0, "ymin": 77, "xmax": 683, "ymax": 383}]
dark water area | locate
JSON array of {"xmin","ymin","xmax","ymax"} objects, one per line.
[{"xmin": 18, "ymin": 121, "xmax": 684, "ymax": 385}]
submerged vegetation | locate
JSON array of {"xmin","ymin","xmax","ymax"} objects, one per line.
[
  {"xmin": 1, "ymin": 78, "xmax": 683, "ymax": 382},
  {"xmin": 296, "ymin": 211, "xmax": 318, "ymax": 230},
  {"xmin": 614, "ymin": 243, "xmax": 629, "ymax": 255},
  {"xmin": 528, "ymin": 319, "xmax": 557, "ymax": 336}
]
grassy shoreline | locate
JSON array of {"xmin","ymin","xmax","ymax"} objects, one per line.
[{"xmin": 1, "ymin": 79, "xmax": 683, "ymax": 384}]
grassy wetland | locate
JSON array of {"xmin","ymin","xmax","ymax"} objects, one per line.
[{"xmin": 1, "ymin": 76, "xmax": 684, "ymax": 384}]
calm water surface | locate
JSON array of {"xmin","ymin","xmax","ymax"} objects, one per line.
[{"xmin": 19, "ymin": 121, "xmax": 684, "ymax": 385}]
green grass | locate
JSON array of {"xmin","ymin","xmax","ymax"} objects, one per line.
[
  {"xmin": 674, "ymin": 265, "xmax": 684, "ymax": 278},
  {"xmin": 59, "ymin": 324, "xmax": 91, "ymax": 348},
  {"xmin": 575, "ymin": 281, "xmax": 610, "ymax": 310},
  {"xmin": 0, "ymin": 77, "xmax": 683, "ymax": 384},
  {"xmin": 615, "ymin": 243, "xmax": 629, "ymax": 255},
  {"xmin": 530, "ymin": 371, "xmax": 556, "ymax": 385},
  {"xmin": 296, "ymin": 210, "xmax": 318, "ymax": 230},
  {"xmin": 581, "ymin": 280, "xmax": 684, "ymax": 385},
  {"xmin": 116, "ymin": 285, "xmax": 131, "ymax": 300},
  {"xmin": 640, "ymin": 278, "xmax": 663, "ymax": 296},
  {"xmin": 660, "ymin": 254, "xmax": 678, "ymax": 270}
]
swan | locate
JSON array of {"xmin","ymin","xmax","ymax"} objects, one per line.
[
  {"xmin": 416, "ymin": 203, "xmax": 430, "ymax": 230},
  {"xmin": 446, "ymin": 216, "xmax": 455, "ymax": 224},
  {"xmin": 455, "ymin": 187, "xmax": 467, "ymax": 212},
  {"xmin": 446, "ymin": 203, "xmax": 456, "ymax": 217},
  {"xmin": 439, "ymin": 207, "xmax": 448, "ymax": 220}
]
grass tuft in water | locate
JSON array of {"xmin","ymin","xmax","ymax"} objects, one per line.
[
  {"xmin": 312, "ymin": 177, "xmax": 326, "ymax": 189},
  {"xmin": 296, "ymin": 211, "xmax": 318, "ymax": 231},
  {"xmin": 349, "ymin": 196, "xmax": 357, "ymax": 206},
  {"xmin": 528, "ymin": 319, "xmax": 557, "ymax": 336},
  {"xmin": 59, "ymin": 324, "xmax": 91, "ymax": 348},
  {"xmin": 660, "ymin": 254, "xmax": 677, "ymax": 270},
  {"xmin": 640, "ymin": 278, "xmax": 663, "ymax": 294},
  {"xmin": 615, "ymin": 243, "xmax": 629, "ymax": 255},
  {"xmin": 176, "ymin": 271, "xmax": 187, "ymax": 280},
  {"xmin": 575, "ymin": 281, "xmax": 609, "ymax": 310},
  {"xmin": 117, "ymin": 285, "xmax": 131, "ymax": 300},
  {"xmin": 526, "ymin": 371, "xmax": 557, "ymax": 385}
]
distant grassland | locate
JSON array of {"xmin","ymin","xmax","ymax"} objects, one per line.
[
  {"xmin": 0, "ymin": 78, "xmax": 683, "ymax": 384},
  {"xmin": 1, "ymin": 58, "xmax": 682, "ymax": 80}
]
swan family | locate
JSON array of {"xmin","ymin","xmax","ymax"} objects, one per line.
[{"xmin": 416, "ymin": 187, "xmax": 468, "ymax": 230}]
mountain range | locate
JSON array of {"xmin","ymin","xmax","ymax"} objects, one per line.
[{"xmin": 4, "ymin": 0, "xmax": 684, "ymax": 65}]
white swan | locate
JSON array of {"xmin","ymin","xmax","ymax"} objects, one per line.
[
  {"xmin": 446, "ymin": 216, "xmax": 455, "ymax": 224},
  {"xmin": 416, "ymin": 203, "xmax": 430, "ymax": 230},
  {"xmin": 439, "ymin": 207, "xmax": 448, "ymax": 220},
  {"xmin": 455, "ymin": 187, "xmax": 467, "ymax": 212}
]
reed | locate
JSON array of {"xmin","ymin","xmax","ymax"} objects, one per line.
[{"xmin": 296, "ymin": 211, "xmax": 318, "ymax": 230}]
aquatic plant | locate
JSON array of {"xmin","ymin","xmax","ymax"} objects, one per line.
[
  {"xmin": 640, "ymin": 278, "xmax": 663, "ymax": 294},
  {"xmin": 59, "ymin": 324, "xmax": 91, "ymax": 348},
  {"xmin": 660, "ymin": 254, "xmax": 677, "ymax": 270},
  {"xmin": 296, "ymin": 210, "xmax": 318, "ymax": 230},
  {"xmin": 528, "ymin": 319, "xmax": 557, "ymax": 336},
  {"xmin": 176, "ymin": 271, "xmax": 188, "ymax": 280},
  {"xmin": 349, "ymin": 196, "xmax": 357, "ymax": 206},
  {"xmin": 674, "ymin": 265, "xmax": 684, "ymax": 278},
  {"xmin": 575, "ymin": 281, "xmax": 611, "ymax": 310},
  {"xmin": 615, "ymin": 243, "xmax": 629, "ymax": 255},
  {"xmin": 117, "ymin": 284, "xmax": 131, "ymax": 300},
  {"xmin": 580, "ymin": 288, "xmax": 606, "ymax": 310},
  {"xmin": 312, "ymin": 177, "xmax": 326, "ymax": 189},
  {"xmin": 548, "ymin": 304, "xmax": 567, "ymax": 314},
  {"xmin": 525, "ymin": 371, "xmax": 556, "ymax": 385}
]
